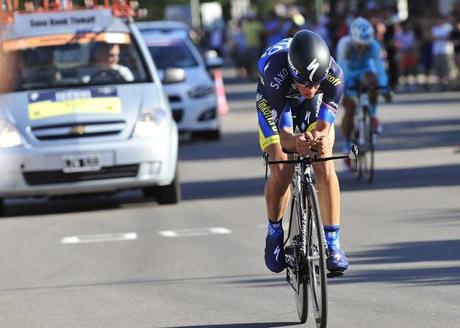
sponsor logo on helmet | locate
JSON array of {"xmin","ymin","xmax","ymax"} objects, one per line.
[
  {"xmin": 306, "ymin": 58, "xmax": 320, "ymax": 82},
  {"xmin": 270, "ymin": 68, "xmax": 289, "ymax": 90},
  {"xmin": 257, "ymin": 98, "xmax": 278, "ymax": 132}
]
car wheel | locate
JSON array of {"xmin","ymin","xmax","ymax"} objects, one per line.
[{"xmin": 142, "ymin": 167, "xmax": 181, "ymax": 205}]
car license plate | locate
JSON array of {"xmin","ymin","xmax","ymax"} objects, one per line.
[{"xmin": 62, "ymin": 154, "xmax": 101, "ymax": 173}]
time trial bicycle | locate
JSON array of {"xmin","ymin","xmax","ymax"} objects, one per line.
[
  {"xmin": 347, "ymin": 84, "xmax": 386, "ymax": 183},
  {"xmin": 264, "ymin": 145, "xmax": 358, "ymax": 327}
]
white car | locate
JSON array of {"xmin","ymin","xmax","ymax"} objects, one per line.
[
  {"xmin": 0, "ymin": 7, "xmax": 180, "ymax": 210},
  {"xmin": 138, "ymin": 24, "xmax": 222, "ymax": 140}
]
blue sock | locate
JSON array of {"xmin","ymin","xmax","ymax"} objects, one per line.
[
  {"xmin": 342, "ymin": 139, "xmax": 352, "ymax": 154},
  {"xmin": 324, "ymin": 225, "xmax": 341, "ymax": 249},
  {"xmin": 369, "ymin": 104, "xmax": 377, "ymax": 117},
  {"xmin": 268, "ymin": 218, "xmax": 283, "ymax": 237}
]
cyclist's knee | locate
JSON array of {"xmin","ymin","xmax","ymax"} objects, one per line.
[
  {"xmin": 313, "ymin": 162, "xmax": 336, "ymax": 183},
  {"xmin": 269, "ymin": 163, "xmax": 293, "ymax": 183}
]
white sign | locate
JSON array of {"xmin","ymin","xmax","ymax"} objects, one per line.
[{"xmin": 14, "ymin": 9, "xmax": 112, "ymax": 35}]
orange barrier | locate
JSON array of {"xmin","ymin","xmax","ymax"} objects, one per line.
[{"xmin": 213, "ymin": 68, "xmax": 229, "ymax": 116}]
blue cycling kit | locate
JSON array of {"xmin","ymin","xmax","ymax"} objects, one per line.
[
  {"xmin": 256, "ymin": 37, "xmax": 344, "ymax": 151},
  {"xmin": 336, "ymin": 35, "xmax": 388, "ymax": 96}
]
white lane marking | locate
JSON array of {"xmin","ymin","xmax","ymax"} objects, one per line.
[
  {"xmin": 158, "ymin": 227, "xmax": 232, "ymax": 238},
  {"xmin": 60, "ymin": 232, "xmax": 137, "ymax": 244}
]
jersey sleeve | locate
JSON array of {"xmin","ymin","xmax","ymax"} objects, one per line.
[
  {"xmin": 318, "ymin": 59, "xmax": 344, "ymax": 124},
  {"xmin": 370, "ymin": 40, "xmax": 389, "ymax": 88}
]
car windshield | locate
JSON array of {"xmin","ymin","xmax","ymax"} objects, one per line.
[
  {"xmin": 147, "ymin": 41, "xmax": 199, "ymax": 69},
  {"xmin": 0, "ymin": 32, "xmax": 150, "ymax": 92}
]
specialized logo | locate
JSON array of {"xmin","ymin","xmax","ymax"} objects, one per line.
[
  {"xmin": 274, "ymin": 245, "xmax": 281, "ymax": 262},
  {"xmin": 307, "ymin": 57, "xmax": 319, "ymax": 82}
]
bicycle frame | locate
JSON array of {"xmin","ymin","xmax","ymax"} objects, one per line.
[{"xmin": 264, "ymin": 148, "xmax": 357, "ymax": 327}]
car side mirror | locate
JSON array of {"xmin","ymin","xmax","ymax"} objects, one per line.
[{"xmin": 162, "ymin": 68, "xmax": 186, "ymax": 84}]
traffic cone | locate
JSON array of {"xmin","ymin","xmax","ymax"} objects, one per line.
[{"xmin": 213, "ymin": 68, "xmax": 229, "ymax": 116}]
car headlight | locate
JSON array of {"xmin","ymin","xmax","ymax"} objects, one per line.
[
  {"xmin": 0, "ymin": 119, "xmax": 21, "ymax": 148},
  {"xmin": 133, "ymin": 110, "xmax": 168, "ymax": 138},
  {"xmin": 188, "ymin": 85, "xmax": 215, "ymax": 98}
]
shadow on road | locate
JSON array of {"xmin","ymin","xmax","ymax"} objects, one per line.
[
  {"xmin": 182, "ymin": 177, "xmax": 264, "ymax": 201},
  {"xmin": 339, "ymin": 162, "xmax": 460, "ymax": 191},
  {"xmin": 166, "ymin": 322, "xmax": 300, "ymax": 328},
  {"xmin": 0, "ymin": 191, "xmax": 154, "ymax": 218},
  {"xmin": 377, "ymin": 118, "xmax": 460, "ymax": 151},
  {"xmin": 179, "ymin": 131, "xmax": 259, "ymax": 161},
  {"xmin": 328, "ymin": 239, "xmax": 460, "ymax": 286}
]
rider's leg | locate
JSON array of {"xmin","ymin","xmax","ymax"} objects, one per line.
[
  {"xmin": 364, "ymin": 71, "xmax": 378, "ymax": 117},
  {"xmin": 313, "ymin": 126, "xmax": 348, "ymax": 272},
  {"xmin": 262, "ymin": 142, "xmax": 293, "ymax": 273},
  {"xmin": 312, "ymin": 126, "xmax": 340, "ymax": 229},
  {"xmin": 363, "ymin": 72, "xmax": 382, "ymax": 133},
  {"xmin": 264, "ymin": 142, "xmax": 294, "ymax": 223},
  {"xmin": 257, "ymin": 95, "xmax": 294, "ymax": 273}
]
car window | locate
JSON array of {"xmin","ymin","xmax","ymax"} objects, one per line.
[
  {"xmin": 0, "ymin": 32, "xmax": 150, "ymax": 92},
  {"xmin": 147, "ymin": 41, "xmax": 199, "ymax": 69}
]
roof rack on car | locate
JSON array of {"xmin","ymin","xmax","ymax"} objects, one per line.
[{"xmin": 0, "ymin": 0, "xmax": 138, "ymax": 24}]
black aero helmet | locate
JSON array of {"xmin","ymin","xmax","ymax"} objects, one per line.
[{"xmin": 288, "ymin": 30, "xmax": 331, "ymax": 85}]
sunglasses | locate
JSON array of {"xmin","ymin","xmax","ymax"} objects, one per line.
[{"xmin": 293, "ymin": 76, "xmax": 323, "ymax": 88}]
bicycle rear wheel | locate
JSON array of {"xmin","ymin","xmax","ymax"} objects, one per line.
[
  {"xmin": 306, "ymin": 184, "xmax": 328, "ymax": 328},
  {"xmin": 288, "ymin": 191, "xmax": 309, "ymax": 323},
  {"xmin": 361, "ymin": 109, "xmax": 375, "ymax": 183}
]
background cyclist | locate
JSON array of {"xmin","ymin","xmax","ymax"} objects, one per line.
[
  {"xmin": 256, "ymin": 30, "xmax": 348, "ymax": 275},
  {"xmin": 336, "ymin": 17, "xmax": 391, "ymax": 169}
]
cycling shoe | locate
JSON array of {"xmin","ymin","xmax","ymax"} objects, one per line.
[
  {"xmin": 326, "ymin": 247, "xmax": 349, "ymax": 273},
  {"xmin": 264, "ymin": 231, "xmax": 286, "ymax": 273}
]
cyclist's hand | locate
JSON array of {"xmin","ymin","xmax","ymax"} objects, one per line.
[
  {"xmin": 295, "ymin": 134, "xmax": 310, "ymax": 156},
  {"xmin": 305, "ymin": 131, "xmax": 330, "ymax": 156}
]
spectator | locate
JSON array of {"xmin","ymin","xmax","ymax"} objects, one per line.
[
  {"xmin": 395, "ymin": 20, "xmax": 419, "ymax": 92},
  {"xmin": 431, "ymin": 15, "xmax": 456, "ymax": 88},
  {"xmin": 451, "ymin": 19, "xmax": 460, "ymax": 87},
  {"xmin": 263, "ymin": 10, "xmax": 284, "ymax": 47},
  {"xmin": 241, "ymin": 15, "xmax": 264, "ymax": 80}
]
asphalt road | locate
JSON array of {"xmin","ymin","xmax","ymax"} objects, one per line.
[{"xmin": 0, "ymin": 70, "xmax": 459, "ymax": 328}]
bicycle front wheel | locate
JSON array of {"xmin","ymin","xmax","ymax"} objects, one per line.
[
  {"xmin": 306, "ymin": 184, "xmax": 328, "ymax": 328},
  {"xmin": 289, "ymin": 191, "xmax": 309, "ymax": 323},
  {"xmin": 361, "ymin": 109, "xmax": 375, "ymax": 183}
]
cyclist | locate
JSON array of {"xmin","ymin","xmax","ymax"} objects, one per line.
[
  {"xmin": 257, "ymin": 30, "xmax": 348, "ymax": 274},
  {"xmin": 336, "ymin": 17, "xmax": 390, "ymax": 168}
]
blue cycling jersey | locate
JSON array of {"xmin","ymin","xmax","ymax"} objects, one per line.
[
  {"xmin": 255, "ymin": 37, "xmax": 344, "ymax": 150},
  {"xmin": 257, "ymin": 38, "xmax": 344, "ymax": 126},
  {"xmin": 336, "ymin": 35, "xmax": 388, "ymax": 89}
]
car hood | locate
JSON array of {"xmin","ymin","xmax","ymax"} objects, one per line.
[{"xmin": 0, "ymin": 84, "xmax": 166, "ymax": 144}]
